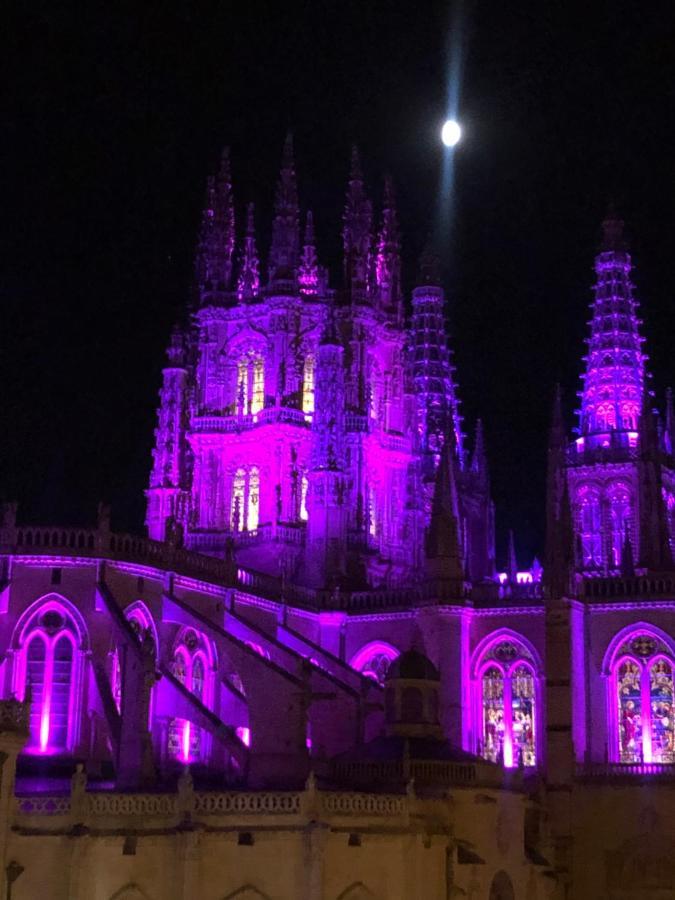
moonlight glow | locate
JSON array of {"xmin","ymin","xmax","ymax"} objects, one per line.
[{"xmin": 441, "ymin": 119, "xmax": 461, "ymax": 147}]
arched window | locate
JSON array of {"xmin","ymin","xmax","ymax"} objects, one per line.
[
  {"xmin": 349, "ymin": 642, "xmax": 400, "ymax": 686},
  {"xmin": 110, "ymin": 604, "xmax": 157, "ymax": 714},
  {"xmin": 475, "ymin": 637, "xmax": 538, "ymax": 768},
  {"xmin": 608, "ymin": 484, "xmax": 632, "ymax": 567},
  {"xmin": 13, "ymin": 599, "xmax": 86, "ymax": 754},
  {"xmin": 367, "ymin": 484, "xmax": 377, "ymax": 538},
  {"xmin": 167, "ymin": 629, "xmax": 213, "ymax": 764},
  {"xmin": 609, "ymin": 630, "xmax": 675, "ymax": 764},
  {"xmin": 230, "ymin": 467, "xmax": 261, "ymax": 533},
  {"xmin": 302, "ymin": 355, "xmax": 316, "ymax": 416},
  {"xmin": 577, "ymin": 486, "xmax": 602, "ymax": 568},
  {"xmin": 235, "ymin": 352, "xmax": 265, "ymax": 416},
  {"xmin": 300, "ymin": 474, "xmax": 309, "ymax": 521}
]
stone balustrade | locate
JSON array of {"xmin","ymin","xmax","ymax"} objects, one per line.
[
  {"xmin": 576, "ymin": 762, "xmax": 675, "ymax": 781},
  {"xmin": 13, "ymin": 786, "xmax": 411, "ymax": 826},
  {"xmin": 581, "ymin": 574, "xmax": 675, "ymax": 601}
]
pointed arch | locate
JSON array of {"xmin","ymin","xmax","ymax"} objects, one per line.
[
  {"xmin": 12, "ymin": 593, "xmax": 89, "ymax": 651},
  {"xmin": 222, "ymin": 887, "xmax": 271, "ymax": 900},
  {"xmin": 336, "ymin": 883, "xmax": 377, "ymax": 900},
  {"xmin": 108, "ymin": 884, "xmax": 153, "ymax": 900},
  {"xmin": 349, "ymin": 641, "xmax": 399, "ymax": 686},
  {"xmin": 472, "ymin": 629, "xmax": 542, "ymax": 768},
  {"xmin": 471, "ymin": 627, "xmax": 542, "ymax": 676},
  {"xmin": 602, "ymin": 621, "xmax": 675, "ymax": 674},
  {"xmin": 489, "ymin": 871, "xmax": 515, "ymax": 900},
  {"xmin": 123, "ymin": 600, "xmax": 159, "ymax": 650}
]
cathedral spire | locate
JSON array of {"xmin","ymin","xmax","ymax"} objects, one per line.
[
  {"xmin": 411, "ymin": 242, "xmax": 463, "ymax": 469},
  {"xmin": 375, "ymin": 175, "xmax": 402, "ymax": 316},
  {"xmin": 298, "ymin": 210, "xmax": 320, "ymax": 295},
  {"xmin": 425, "ymin": 432, "xmax": 464, "ymax": 581},
  {"xmin": 195, "ymin": 146, "xmax": 235, "ymax": 300},
  {"xmin": 471, "ymin": 419, "xmax": 488, "ymax": 480},
  {"xmin": 237, "ymin": 203, "xmax": 260, "ymax": 300},
  {"xmin": 342, "ymin": 145, "xmax": 373, "ymax": 299},
  {"xmin": 268, "ymin": 132, "xmax": 300, "ymax": 286},
  {"xmin": 578, "ymin": 208, "xmax": 647, "ymax": 441}
]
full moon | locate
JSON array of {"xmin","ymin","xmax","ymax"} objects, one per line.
[{"xmin": 441, "ymin": 119, "xmax": 461, "ymax": 147}]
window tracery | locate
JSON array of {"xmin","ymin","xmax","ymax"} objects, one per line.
[
  {"xmin": 610, "ymin": 631, "xmax": 674, "ymax": 764},
  {"xmin": 302, "ymin": 354, "xmax": 316, "ymax": 416},
  {"xmin": 236, "ymin": 352, "xmax": 265, "ymax": 416},
  {"xmin": 13, "ymin": 599, "xmax": 85, "ymax": 754},
  {"xmin": 349, "ymin": 642, "xmax": 399, "ymax": 686},
  {"xmin": 230, "ymin": 466, "xmax": 260, "ymax": 532},
  {"xmin": 167, "ymin": 629, "xmax": 213, "ymax": 764},
  {"xmin": 476, "ymin": 637, "xmax": 537, "ymax": 768}
]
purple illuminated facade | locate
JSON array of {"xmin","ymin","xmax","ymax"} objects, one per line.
[{"xmin": 0, "ymin": 149, "xmax": 674, "ymax": 897}]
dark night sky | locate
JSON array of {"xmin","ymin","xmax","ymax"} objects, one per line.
[{"xmin": 3, "ymin": 1, "xmax": 675, "ymax": 566}]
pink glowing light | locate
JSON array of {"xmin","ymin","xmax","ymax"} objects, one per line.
[
  {"xmin": 236, "ymin": 726, "xmax": 251, "ymax": 747},
  {"xmin": 181, "ymin": 720, "xmax": 191, "ymax": 762}
]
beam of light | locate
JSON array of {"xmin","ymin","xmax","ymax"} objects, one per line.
[
  {"xmin": 182, "ymin": 719, "xmax": 191, "ymax": 762},
  {"xmin": 436, "ymin": 1, "xmax": 470, "ymax": 250}
]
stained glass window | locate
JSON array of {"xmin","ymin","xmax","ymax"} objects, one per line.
[
  {"xmin": 477, "ymin": 638, "xmax": 538, "ymax": 768},
  {"xmin": 300, "ymin": 474, "xmax": 309, "ymax": 521},
  {"xmin": 482, "ymin": 666, "xmax": 505, "ymax": 763},
  {"xmin": 650, "ymin": 659, "xmax": 674, "ymax": 764},
  {"xmin": 618, "ymin": 659, "xmax": 642, "ymax": 763},
  {"xmin": 611, "ymin": 631, "xmax": 675, "ymax": 764},
  {"xmin": 511, "ymin": 664, "xmax": 536, "ymax": 767},
  {"xmin": 231, "ymin": 468, "xmax": 246, "ymax": 532},
  {"xmin": 251, "ymin": 357, "xmax": 264, "ymax": 415}
]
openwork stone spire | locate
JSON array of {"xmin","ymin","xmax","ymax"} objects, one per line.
[
  {"xmin": 268, "ymin": 132, "xmax": 300, "ymax": 285},
  {"xmin": 375, "ymin": 176, "xmax": 402, "ymax": 315},
  {"xmin": 342, "ymin": 146, "xmax": 373, "ymax": 298},
  {"xmin": 195, "ymin": 147, "xmax": 235, "ymax": 298},
  {"xmin": 237, "ymin": 202, "xmax": 260, "ymax": 300},
  {"xmin": 298, "ymin": 210, "xmax": 320, "ymax": 295},
  {"xmin": 411, "ymin": 240, "xmax": 464, "ymax": 470},
  {"xmin": 578, "ymin": 209, "xmax": 647, "ymax": 439}
]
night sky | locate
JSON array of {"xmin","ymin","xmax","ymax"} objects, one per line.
[{"xmin": 3, "ymin": 1, "xmax": 675, "ymax": 566}]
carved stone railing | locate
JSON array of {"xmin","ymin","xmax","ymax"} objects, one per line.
[
  {"xmin": 193, "ymin": 791, "xmax": 301, "ymax": 815},
  {"xmin": 581, "ymin": 575, "xmax": 675, "ymax": 602},
  {"xmin": 16, "ymin": 795, "xmax": 71, "ymax": 816},
  {"xmin": 331, "ymin": 758, "xmax": 506, "ymax": 789},
  {"xmin": 576, "ymin": 762, "xmax": 675, "ymax": 781},
  {"xmin": 14, "ymin": 787, "xmax": 406, "ymax": 822},
  {"xmin": 87, "ymin": 792, "xmax": 178, "ymax": 816},
  {"xmin": 0, "ymin": 699, "xmax": 30, "ymax": 735},
  {"xmin": 320, "ymin": 791, "xmax": 405, "ymax": 816}
]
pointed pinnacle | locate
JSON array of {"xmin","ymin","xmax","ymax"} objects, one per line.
[
  {"xmin": 282, "ymin": 130, "xmax": 294, "ymax": 169},
  {"xmin": 245, "ymin": 201, "xmax": 255, "ymax": 235},
  {"xmin": 507, "ymin": 530, "xmax": 518, "ymax": 579},
  {"xmin": 304, "ymin": 209, "xmax": 315, "ymax": 244},
  {"xmin": 218, "ymin": 146, "xmax": 231, "ymax": 180},
  {"xmin": 601, "ymin": 204, "xmax": 626, "ymax": 252},
  {"xmin": 350, "ymin": 144, "xmax": 363, "ymax": 182}
]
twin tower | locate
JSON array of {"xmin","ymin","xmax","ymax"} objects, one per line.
[{"xmin": 146, "ymin": 136, "xmax": 675, "ymax": 595}]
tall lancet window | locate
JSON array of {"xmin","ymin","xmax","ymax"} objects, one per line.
[
  {"xmin": 609, "ymin": 630, "xmax": 675, "ymax": 764},
  {"xmin": 300, "ymin": 474, "xmax": 309, "ymax": 521},
  {"xmin": 302, "ymin": 355, "xmax": 316, "ymax": 416},
  {"xmin": 167, "ymin": 629, "xmax": 213, "ymax": 764},
  {"xmin": 608, "ymin": 484, "xmax": 632, "ymax": 567},
  {"xmin": 235, "ymin": 353, "xmax": 265, "ymax": 416},
  {"xmin": 475, "ymin": 636, "xmax": 538, "ymax": 768},
  {"xmin": 577, "ymin": 486, "xmax": 602, "ymax": 568},
  {"xmin": 12, "ymin": 599, "xmax": 86, "ymax": 755},
  {"xmin": 230, "ymin": 466, "xmax": 261, "ymax": 533}
]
